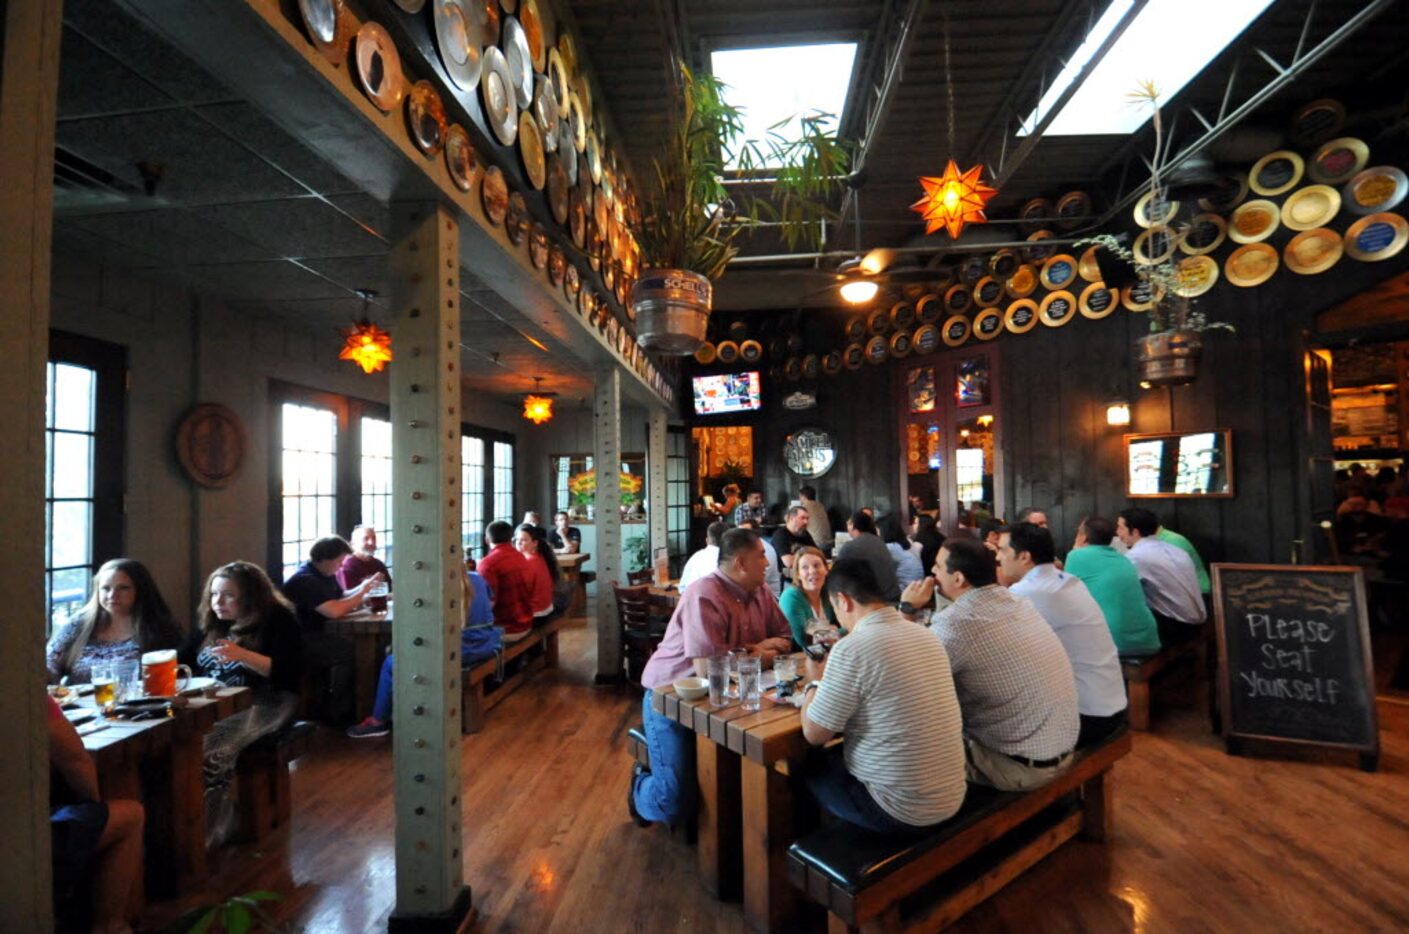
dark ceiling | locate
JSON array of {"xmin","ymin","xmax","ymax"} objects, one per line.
[{"xmin": 47, "ymin": 0, "xmax": 1409, "ymax": 399}]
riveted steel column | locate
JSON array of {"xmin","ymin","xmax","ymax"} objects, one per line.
[
  {"xmin": 0, "ymin": 1, "xmax": 63, "ymax": 929},
  {"xmin": 594, "ymin": 368, "xmax": 624, "ymax": 683},
  {"xmin": 648, "ymin": 406, "xmax": 669, "ymax": 568},
  {"xmin": 388, "ymin": 204, "xmax": 472, "ymax": 932}
]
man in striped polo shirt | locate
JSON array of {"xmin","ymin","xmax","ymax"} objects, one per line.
[{"xmin": 798, "ymin": 558, "xmax": 967, "ymax": 834}]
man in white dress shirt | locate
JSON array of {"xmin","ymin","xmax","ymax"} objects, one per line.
[
  {"xmin": 1117, "ymin": 507, "xmax": 1206, "ymax": 646},
  {"xmin": 678, "ymin": 522, "xmax": 727, "ymax": 593},
  {"xmin": 998, "ymin": 523, "xmax": 1128, "ymax": 747}
]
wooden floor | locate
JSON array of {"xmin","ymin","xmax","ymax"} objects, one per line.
[{"xmin": 140, "ymin": 617, "xmax": 1409, "ymax": 932}]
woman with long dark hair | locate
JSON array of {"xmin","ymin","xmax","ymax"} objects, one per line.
[
  {"xmin": 46, "ymin": 558, "xmax": 182, "ymax": 684},
  {"xmin": 184, "ymin": 560, "xmax": 302, "ymax": 846},
  {"xmin": 878, "ymin": 513, "xmax": 925, "ymax": 589},
  {"xmin": 516, "ymin": 522, "xmax": 567, "ymax": 621},
  {"xmin": 911, "ymin": 513, "xmax": 947, "ymax": 579}
]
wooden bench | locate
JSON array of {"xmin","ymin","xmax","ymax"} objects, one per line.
[
  {"xmin": 1121, "ymin": 626, "xmax": 1208, "ymax": 730},
  {"xmin": 787, "ymin": 730, "xmax": 1132, "ymax": 933},
  {"xmin": 461, "ymin": 615, "xmax": 569, "ymax": 734},
  {"xmin": 235, "ymin": 720, "xmax": 316, "ymax": 842}
]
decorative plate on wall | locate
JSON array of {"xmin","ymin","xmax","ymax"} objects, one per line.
[
  {"xmin": 1039, "ymin": 290, "xmax": 1077, "ymax": 327},
  {"xmin": 972, "ymin": 308, "xmax": 1003, "ymax": 340},
  {"xmin": 1224, "ymin": 243, "xmax": 1278, "ymax": 287},
  {"xmin": 176, "ymin": 404, "xmax": 247, "ymax": 489},
  {"xmin": 1004, "ymin": 299, "xmax": 1038, "ymax": 334},
  {"xmin": 1343, "ymin": 212, "xmax": 1407, "ymax": 262},
  {"xmin": 444, "ymin": 124, "xmax": 476, "ymax": 191},
  {"xmin": 865, "ymin": 335, "xmax": 889, "ymax": 365},
  {"xmin": 1178, "ymin": 213, "xmax": 1227, "ymax": 255},
  {"xmin": 783, "ymin": 428, "xmax": 837, "ymax": 478},
  {"xmin": 1078, "ymin": 282, "xmax": 1116, "ymax": 319},
  {"xmin": 941, "ymin": 314, "xmax": 971, "ymax": 347}
]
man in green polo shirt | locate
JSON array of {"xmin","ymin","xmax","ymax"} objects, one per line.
[
  {"xmin": 1064, "ymin": 516, "xmax": 1160, "ymax": 655},
  {"xmin": 1156, "ymin": 523, "xmax": 1210, "ymax": 595}
]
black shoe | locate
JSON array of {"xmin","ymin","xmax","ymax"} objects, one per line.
[{"xmin": 627, "ymin": 763, "xmax": 651, "ymax": 827}]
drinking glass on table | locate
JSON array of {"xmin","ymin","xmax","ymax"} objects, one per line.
[
  {"xmin": 806, "ymin": 617, "xmax": 841, "ymax": 647},
  {"xmin": 773, "ymin": 655, "xmax": 798, "ymax": 700},
  {"xmin": 92, "ymin": 663, "xmax": 118, "ymax": 714},
  {"xmin": 726, "ymin": 647, "xmax": 750, "ymax": 699},
  {"xmin": 737, "ymin": 656, "xmax": 763, "ymax": 711},
  {"xmin": 367, "ymin": 579, "xmax": 390, "ymax": 614},
  {"xmin": 705, "ymin": 655, "xmax": 729, "ymax": 707},
  {"xmin": 114, "ymin": 659, "xmax": 141, "ymax": 703}
]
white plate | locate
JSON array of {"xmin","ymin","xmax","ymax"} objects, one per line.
[{"xmin": 180, "ymin": 676, "xmax": 223, "ymax": 695}]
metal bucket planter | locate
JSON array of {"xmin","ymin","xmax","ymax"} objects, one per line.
[
  {"xmin": 1136, "ymin": 329, "xmax": 1203, "ymax": 387},
  {"xmin": 631, "ymin": 269, "xmax": 711, "ymax": 355}
]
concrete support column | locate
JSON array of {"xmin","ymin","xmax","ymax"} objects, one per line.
[
  {"xmin": 594, "ymin": 368, "xmax": 623, "ymax": 683},
  {"xmin": 0, "ymin": 1, "xmax": 64, "ymax": 929},
  {"xmin": 648, "ymin": 407, "xmax": 669, "ymax": 570},
  {"xmin": 387, "ymin": 204, "xmax": 473, "ymax": 932}
]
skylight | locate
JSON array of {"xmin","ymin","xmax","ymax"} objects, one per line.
[
  {"xmin": 1018, "ymin": 0, "xmax": 1275, "ymax": 137},
  {"xmin": 710, "ymin": 42, "xmax": 857, "ymax": 168}
]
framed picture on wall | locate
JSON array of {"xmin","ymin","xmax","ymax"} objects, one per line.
[{"xmin": 956, "ymin": 355, "xmax": 991, "ymax": 407}]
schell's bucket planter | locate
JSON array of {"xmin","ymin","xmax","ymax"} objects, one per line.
[{"xmin": 631, "ymin": 269, "xmax": 712, "ymax": 355}]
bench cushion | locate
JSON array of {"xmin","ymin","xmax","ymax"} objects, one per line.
[{"xmin": 247, "ymin": 719, "xmax": 316, "ymax": 754}]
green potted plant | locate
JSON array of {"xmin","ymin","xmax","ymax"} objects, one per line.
[
  {"xmin": 631, "ymin": 62, "xmax": 851, "ymax": 354},
  {"xmin": 1076, "ymin": 81, "xmax": 1232, "ymax": 388}
]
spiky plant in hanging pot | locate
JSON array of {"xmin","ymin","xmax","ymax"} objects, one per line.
[
  {"xmin": 1076, "ymin": 81, "xmax": 1233, "ymax": 388},
  {"xmin": 631, "ymin": 62, "xmax": 851, "ymax": 355}
]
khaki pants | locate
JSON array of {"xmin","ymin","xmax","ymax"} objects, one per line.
[{"xmin": 965, "ymin": 737, "xmax": 1072, "ymax": 791}]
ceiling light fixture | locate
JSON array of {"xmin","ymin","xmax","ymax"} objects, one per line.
[
  {"xmin": 522, "ymin": 376, "xmax": 556, "ymax": 425},
  {"xmin": 839, "ymin": 276, "xmax": 879, "ymax": 305},
  {"xmin": 339, "ymin": 289, "xmax": 393, "ymax": 374}
]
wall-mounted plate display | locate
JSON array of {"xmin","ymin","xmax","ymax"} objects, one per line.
[
  {"xmin": 406, "ymin": 80, "xmax": 447, "ymax": 157},
  {"xmin": 1229, "ymin": 199, "xmax": 1280, "ymax": 244},
  {"xmin": 913, "ymin": 323, "xmax": 940, "ymax": 354},
  {"xmin": 944, "ymin": 283, "xmax": 973, "ymax": 315},
  {"xmin": 300, "ymin": 0, "xmax": 347, "ymax": 65},
  {"xmin": 1055, "ymin": 190, "xmax": 1091, "ymax": 229},
  {"xmin": 518, "ymin": 112, "xmax": 546, "ymax": 189},
  {"xmin": 355, "ymin": 22, "xmax": 405, "ymax": 113},
  {"xmin": 548, "ymin": 244, "xmax": 565, "ymax": 285},
  {"xmin": 1004, "ymin": 300, "xmax": 1038, "ymax": 334},
  {"xmin": 1224, "ymin": 242, "xmax": 1278, "ymax": 287},
  {"xmin": 867, "ymin": 307, "xmax": 890, "ymax": 335},
  {"xmin": 716, "ymin": 340, "xmax": 739, "ymax": 364},
  {"xmin": 1197, "ymin": 171, "xmax": 1248, "ymax": 213},
  {"xmin": 1078, "ymin": 282, "xmax": 1115, "ymax": 319},
  {"xmin": 1133, "ymin": 226, "xmax": 1180, "ymax": 265},
  {"xmin": 1171, "ymin": 255, "xmax": 1218, "ymax": 297},
  {"xmin": 802, "ymin": 353, "xmax": 821, "ymax": 378},
  {"xmin": 1308, "ymin": 137, "xmax": 1368, "ymax": 185},
  {"xmin": 529, "ymin": 224, "xmax": 549, "ymax": 270},
  {"xmin": 1343, "ymin": 212, "xmax": 1407, "ymax": 262},
  {"xmin": 444, "ymin": 124, "xmax": 476, "ymax": 191},
  {"xmin": 480, "ymin": 47, "xmax": 518, "ymax": 146},
  {"xmin": 972, "ymin": 308, "xmax": 1003, "ymax": 340},
  {"xmin": 1281, "ymin": 184, "xmax": 1340, "ymax": 231},
  {"xmin": 865, "ymin": 335, "xmax": 889, "ymax": 365},
  {"xmin": 915, "ymin": 294, "xmax": 944, "ymax": 324},
  {"xmin": 520, "ymin": 0, "xmax": 546, "ymax": 71},
  {"xmin": 941, "ymin": 315, "xmax": 971, "ymax": 347},
  {"xmin": 844, "ymin": 317, "xmax": 866, "ymax": 342},
  {"xmin": 1039, "ymin": 290, "xmax": 1076, "ymax": 327},
  {"xmin": 563, "ymin": 262, "xmax": 580, "ymax": 303},
  {"xmin": 1040, "ymin": 254, "xmax": 1078, "ymax": 290},
  {"xmin": 1121, "ymin": 280, "xmax": 1162, "ymax": 312},
  {"xmin": 1249, "ymin": 150, "xmax": 1304, "ymax": 196},
  {"xmin": 821, "ymin": 350, "xmax": 842, "ymax": 375},
  {"xmin": 502, "ymin": 17, "xmax": 534, "ymax": 108},
  {"xmin": 1134, "ymin": 190, "xmax": 1178, "ymax": 228},
  {"xmin": 480, "ymin": 165, "xmax": 508, "ymax": 225},
  {"xmin": 1290, "ymin": 98, "xmax": 1344, "ymax": 147},
  {"xmin": 888, "ymin": 331, "xmax": 913, "ymax": 359},
  {"xmin": 506, "ymin": 191, "xmax": 528, "ymax": 245},
  {"xmin": 1179, "ymin": 213, "xmax": 1226, "ymax": 255},
  {"xmin": 1078, "ymin": 247, "xmax": 1101, "ymax": 283},
  {"xmin": 843, "ymin": 343, "xmax": 865, "ymax": 371},
  {"xmin": 1284, "ymin": 227, "xmax": 1343, "ymax": 275},
  {"xmin": 1024, "ymin": 230, "xmax": 1057, "ymax": 264},
  {"xmin": 1342, "ymin": 166, "xmax": 1408, "ymax": 215},
  {"xmin": 740, "ymin": 339, "xmax": 763, "ymax": 363},
  {"xmin": 1006, "ymin": 264, "xmax": 1038, "ymax": 298},
  {"xmin": 973, "ymin": 276, "xmax": 1004, "ymax": 308},
  {"xmin": 889, "ymin": 301, "xmax": 916, "ymax": 330},
  {"xmin": 433, "ymin": 0, "xmax": 482, "ymax": 91}
]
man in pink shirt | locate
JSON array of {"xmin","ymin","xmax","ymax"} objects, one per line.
[
  {"xmin": 337, "ymin": 525, "xmax": 391, "ymax": 591},
  {"xmin": 630, "ymin": 528, "xmax": 792, "ymax": 827},
  {"xmin": 476, "ymin": 521, "xmax": 536, "ymax": 639}
]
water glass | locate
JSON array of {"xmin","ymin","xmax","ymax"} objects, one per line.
[
  {"xmin": 738, "ymin": 656, "xmax": 763, "ymax": 711},
  {"xmin": 114, "ymin": 659, "xmax": 141, "ymax": 702},
  {"xmin": 773, "ymin": 655, "xmax": 798, "ymax": 699},
  {"xmin": 706, "ymin": 655, "xmax": 729, "ymax": 707},
  {"xmin": 726, "ymin": 648, "xmax": 749, "ymax": 699}
]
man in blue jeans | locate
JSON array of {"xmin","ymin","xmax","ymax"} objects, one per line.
[
  {"xmin": 630, "ymin": 528, "xmax": 792, "ymax": 826},
  {"xmin": 347, "ymin": 570, "xmax": 495, "ymax": 737}
]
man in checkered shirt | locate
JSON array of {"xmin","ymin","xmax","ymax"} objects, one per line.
[{"xmin": 923, "ymin": 538, "xmax": 1079, "ymax": 791}]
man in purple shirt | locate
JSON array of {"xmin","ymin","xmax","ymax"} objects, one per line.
[{"xmin": 630, "ymin": 528, "xmax": 792, "ymax": 827}]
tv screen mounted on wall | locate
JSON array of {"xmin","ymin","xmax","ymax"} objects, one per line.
[{"xmin": 692, "ymin": 371, "xmax": 762, "ymax": 415}]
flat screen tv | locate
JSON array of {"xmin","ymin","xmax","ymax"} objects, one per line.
[{"xmin": 692, "ymin": 371, "xmax": 762, "ymax": 416}]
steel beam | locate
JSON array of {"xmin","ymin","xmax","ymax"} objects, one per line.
[
  {"xmin": 388, "ymin": 204, "xmax": 473, "ymax": 932},
  {"xmin": 648, "ymin": 408, "xmax": 669, "ymax": 577},
  {"xmin": 594, "ymin": 369, "xmax": 625, "ymax": 683}
]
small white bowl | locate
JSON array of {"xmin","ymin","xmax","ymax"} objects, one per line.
[{"xmin": 673, "ymin": 676, "xmax": 709, "ymax": 701}]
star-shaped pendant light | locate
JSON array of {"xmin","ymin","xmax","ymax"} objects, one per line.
[
  {"xmin": 910, "ymin": 160, "xmax": 997, "ymax": 240},
  {"xmin": 338, "ymin": 290, "xmax": 394, "ymax": 374}
]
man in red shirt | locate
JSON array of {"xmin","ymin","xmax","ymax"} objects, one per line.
[{"xmin": 477, "ymin": 521, "xmax": 536, "ymax": 640}]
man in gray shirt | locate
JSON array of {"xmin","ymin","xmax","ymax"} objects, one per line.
[
  {"xmin": 834, "ymin": 510, "xmax": 900, "ymax": 602},
  {"xmin": 916, "ymin": 539, "xmax": 1079, "ymax": 791},
  {"xmin": 1117, "ymin": 507, "xmax": 1206, "ymax": 646}
]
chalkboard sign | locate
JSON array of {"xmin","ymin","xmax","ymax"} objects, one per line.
[{"xmin": 1213, "ymin": 564, "xmax": 1378, "ymax": 768}]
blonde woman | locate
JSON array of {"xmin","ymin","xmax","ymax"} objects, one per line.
[{"xmin": 779, "ymin": 546, "xmax": 839, "ymax": 649}]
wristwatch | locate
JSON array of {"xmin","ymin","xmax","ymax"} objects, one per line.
[
  {"xmin": 803, "ymin": 680, "xmax": 822, "ymax": 699},
  {"xmin": 898, "ymin": 600, "xmax": 916, "ymax": 615}
]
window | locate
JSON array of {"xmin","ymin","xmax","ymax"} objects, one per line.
[
  {"xmin": 492, "ymin": 441, "xmax": 515, "ymax": 523},
  {"xmin": 45, "ymin": 332, "xmax": 124, "ymax": 632},
  {"xmin": 278, "ymin": 402, "xmax": 339, "ymax": 581},
  {"xmin": 360, "ymin": 416, "xmax": 394, "ymax": 568},
  {"xmin": 462, "ymin": 436, "xmax": 485, "ymax": 555},
  {"xmin": 711, "ymin": 43, "xmax": 857, "ymax": 168},
  {"xmin": 667, "ymin": 428, "xmax": 691, "ymax": 561},
  {"xmin": 269, "ymin": 385, "xmax": 389, "ymax": 582}
]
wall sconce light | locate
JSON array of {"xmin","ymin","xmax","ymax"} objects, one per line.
[{"xmin": 1105, "ymin": 401, "xmax": 1131, "ymax": 427}]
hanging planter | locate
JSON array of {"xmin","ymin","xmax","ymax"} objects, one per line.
[
  {"xmin": 1136, "ymin": 329, "xmax": 1203, "ymax": 387},
  {"xmin": 632, "ymin": 269, "xmax": 712, "ymax": 354}
]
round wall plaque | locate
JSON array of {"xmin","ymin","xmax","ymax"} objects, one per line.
[
  {"xmin": 176, "ymin": 403, "xmax": 247, "ymax": 489},
  {"xmin": 783, "ymin": 427, "xmax": 837, "ymax": 479}
]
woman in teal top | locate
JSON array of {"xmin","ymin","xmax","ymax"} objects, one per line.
[{"xmin": 779, "ymin": 546, "xmax": 840, "ymax": 649}]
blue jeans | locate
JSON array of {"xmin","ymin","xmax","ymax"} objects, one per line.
[
  {"xmin": 804, "ymin": 746, "xmax": 930, "ymax": 835},
  {"xmin": 372, "ymin": 654, "xmax": 395, "ymax": 722},
  {"xmin": 632, "ymin": 690, "xmax": 695, "ymax": 824}
]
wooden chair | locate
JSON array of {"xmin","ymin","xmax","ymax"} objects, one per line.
[
  {"xmin": 626, "ymin": 569, "xmax": 653, "ymax": 586},
  {"xmin": 615, "ymin": 583, "xmax": 658, "ymax": 685}
]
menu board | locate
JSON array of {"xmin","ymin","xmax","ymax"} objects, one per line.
[{"xmin": 1213, "ymin": 564, "xmax": 1378, "ymax": 769}]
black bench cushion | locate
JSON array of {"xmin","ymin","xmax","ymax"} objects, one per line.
[
  {"xmin": 787, "ymin": 783, "xmax": 1014, "ymax": 893},
  {"xmin": 248, "ymin": 719, "xmax": 316, "ymax": 753}
]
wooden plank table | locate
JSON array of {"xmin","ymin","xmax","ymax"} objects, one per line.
[
  {"xmin": 80, "ymin": 686, "xmax": 253, "ymax": 898},
  {"xmin": 558, "ymin": 552, "xmax": 591, "ymax": 618},
  {"xmin": 652, "ymin": 672, "xmax": 813, "ymax": 933},
  {"xmin": 326, "ymin": 606, "xmax": 392, "ymax": 721}
]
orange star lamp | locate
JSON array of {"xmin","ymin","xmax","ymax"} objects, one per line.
[
  {"xmin": 910, "ymin": 160, "xmax": 997, "ymax": 240},
  {"xmin": 339, "ymin": 321, "xmax": 394, "ymax": 374}
]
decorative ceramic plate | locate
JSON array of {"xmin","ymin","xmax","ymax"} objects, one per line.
[
  {"xmin": 529, "ymin": 224, "xmax": 549, "ymax": 269},
  {"xmin": 865, "ymin": 335, "xmax": 889, "ymax": 364},
  {"xmin": 1290, "ymin": 98, "xmax": 1344, "ymax": 147},
  {"xmin": 406, "ymin": 80, "xmax": 447, "ymax": 157},
  {"xmin": 821, "ymin": 350, "xmax": 843, "ymax": 375},
  {"xmin": 569, "ymin": 186, "xmax": 586, "ymax": 247},
  {"xmin": 1039, "ymin": 291, "xmax": 1077, "ymax": 327},
  {"xmin": 915, "ymin": 294, "xmax": 944, "ymax": 324},
  {"xmin": 1019, "ymin": 198, "xmax": 1052, "ymax": 233},
  {"xmin": 1343, "ymin": 212, "xmax": 1408, "ymax": 262},
  {"xmin": 1342, "ymin": 166, "xmax": 1408, "ymax": 215},
  {"xmin": 1078, "ymin": 247, "xmax": 1101, "ymax": 282},
  {"xmin": 843, "ymin": 343, "xmax": 865, "ymax": 370},
  {"xmin": 506, "ymin": 191, "xmax": 528, "ymax": 245},
  {"xmin": 740, "ymin": 339, "xmax": 763, "ymax": 363},
  {"xmin": 888, "ymin": 331, "xmax": 912, "ymax": 360},
  {"xmin": 1133, "ymin": 191, "xmax": 1178, "ymax": 228},
  {"xmin": 502, "ymin": 17, "xmax": 534, "ymax": 108},
  {"xmin": 973, "ymin": 276, "xmax": 1004, "ymax": 308},
  {"xmin": 694, "ymin": 342, "xmax": 717, "ymax": 365},
  {"xmin": 1308, "ymin": 137, "xmax": 1369, "ymax": 185},
  {"xmin": 1229, "ymin": 199, "xmax": 1280, "ymax": 243},
  {"xmin": 1171, "ymin": 255, "xmax": 1218, "ymax": 297},
  {"xmin": 518, "ymin": 111, "xmax": 546, "ymax": 189},
  {"xmin": 1121, "ymin": 280, "xmax": 1163, "ymax": 312},
  {"xmin": 1132, "ymin": 226, "xmax": 1180, "ymax": 264},
  {"xmin": 520, "ymin": 0, "xmax": 546, "ymax": 71},
  {"xmin": 940, "ymin": 315, "xmax": 971, "ymax": 346},
  {"xmin": 563, "ymin": 262, "xmax": 580, "ymax": 302},
  {"xmin": 355, "ymin": 22, "xmax": 405, "ymax": 113},
  {"xmin": 1023, "ymin": 230, "xmax": 1057, "ymax": 263},
  {"xmin": 547, "ymin": 48, "xmax": 570, "ymax": 118},
  {"xmin": 1006, "ymin": 264, "xmax": 1038, "ymax": 298},
  {"xmin": 889, "ymin": 301, "xmax": 916, "ymax": 330},
  {"xmin": 944, "ymin": 283, "xmax": 973, "ymax": 315},
  {"xmin": 1281, "ymin": 185, "xmax": 1341, "ymax": 231},
  {"xmin": 1040, "ymin": 254, "xmax": 1078, "ymax": 290},
  {"xmin": 547, "ymin": 158, "xmax": 569, "ymax": 224},
  {"xmin": 867, "ymin": 307, "xmax": 890, "ymax": 335},
  {"xmin": 972, "ymin": 308, "xmax": 1003, "ymax": 340},
  {"xmin": 717, "ymin": 340, "xmax": 739, "ymax": 364},
  {"xmin": 1004, "ymin": 300, "xmax": 1039, "ymax": 334},
  {"xmin": 1284, "ymin": 227, "xmax": 1343, "ymax": 275},
  {"xmin": 1224, "ymin": 243, "xmax": 1278, "ymax": 287},
  {"xmin": 1055, "ymin": 190, "xmax": 1091, "ymax": 230},
  {"xmin": 568, "ymin": 92, "xmax": 587, "ymax": 152},
  {"xmin": 587, "ymin": 130, "xmax": 603, "ymax": 185},
  {"xmin": 913, "ymin": 324, "xmax": 940, "ymax": 354},
  {"xmin": 1178, "ymin": 213, "xmax": 1227, "ymax": 255},
  {"xmin": 474, "ymin": 0, "xmax": 500, "ymax": 46},
  {"xmin": 988, "ymin": 249, "xmax": 1020, "ymax": 279},
  {"xmin": 480, "ymin": 46, "xmax": 518, "ymax": 146},
  {"xmin": 548, "ymin": 244, "xmax": 566, "ymax": 285},
  {"xmin": 434, "ymin": 0, "xmax": 482, "ymax": 91},
  {"xmin": 299, "ymin": 0, "xmax": 346, "ymax": 65},
  {"xmin": 1078, "ymin": 282, "xmax": 1116, "ymax": 319},
  {"xmin": 1249, "ymin": 150, "xmax": 1304, "ymax": 196},
  {"xmin": 844, "ymin": 317, "xmax": 866, "ymax": 342},
  {"xmin": 557, "ymin": 32, "xmax": 578, "ymax": 76},
  {"xmin": 571, "ymin": 75, "xmax": 593, "ymax": 128},
  {"xmin": 444, "ymin": 124, "xmax": 476, "ymax": 191},
  {"xmin": 480, "ymin": 165, "xmax": 508, "ymax": 225},
  {"xmin": 533, "ymin": 74, "xmax": 559, "ymax": 150}
]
